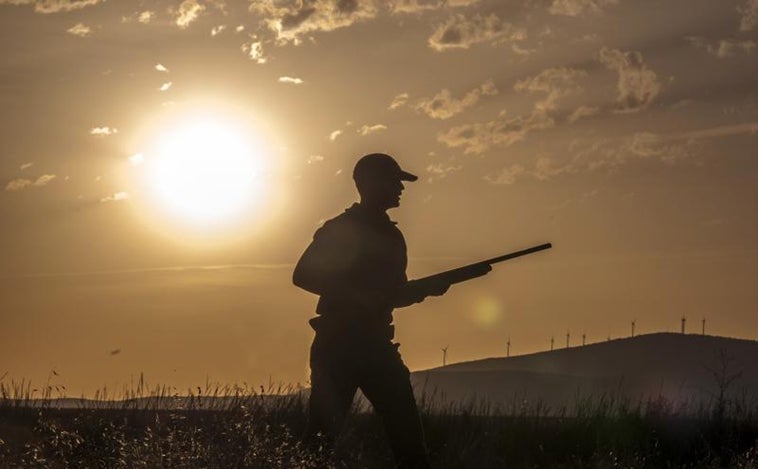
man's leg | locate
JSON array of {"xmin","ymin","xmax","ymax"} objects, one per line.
[
  {"xmin": 359, "ymin": 343, "xmax": 430, "ymax": 469},
  {"xmin": 307, "ymin": 339, "xmax": 358, "ymax": 448}
]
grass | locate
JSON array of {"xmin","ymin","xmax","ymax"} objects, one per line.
[{"xmin": 1, "ymin": 376, "xmax": 758, "ymax": 468}]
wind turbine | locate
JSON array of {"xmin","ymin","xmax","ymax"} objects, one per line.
[{"xmin": 441, "ymin": 345, "xmax": 449, "ymax": 367}]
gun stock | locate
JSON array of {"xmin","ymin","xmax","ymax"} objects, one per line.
[{"xmin": 416, "ymin": 243, "xmax": 552, "ymax": 286}]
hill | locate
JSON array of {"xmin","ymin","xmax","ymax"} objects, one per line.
[{"xmin": 410, "ymin": 333, "xmax": 758, "ymax": 412}]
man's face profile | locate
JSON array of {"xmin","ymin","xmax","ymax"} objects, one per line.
[{"xmin": 357, "ymin": 177, "xmax": 405, "ymax": 210}]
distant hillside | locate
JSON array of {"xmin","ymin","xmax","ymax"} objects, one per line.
[{"xmin": 411, "ymin": 333, "xmax": 758, "ymax": 411}]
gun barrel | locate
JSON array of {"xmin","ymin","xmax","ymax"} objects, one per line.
[
  {"xmin": 416, "ymin": 242, "xmax": 552, "ymax": 286},
  {"xmin": 481, "ymin": 242, "xmax": 552, "ymax": 265}
]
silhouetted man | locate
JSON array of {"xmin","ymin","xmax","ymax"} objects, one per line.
[{"xmin": 293, "ymin": 153, "xmax": 482, "ymax": 467}]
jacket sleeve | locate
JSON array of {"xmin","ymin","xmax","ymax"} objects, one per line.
[{"xmin": 292, "ymin": 220, "xmax": 359, "ymax": 297}]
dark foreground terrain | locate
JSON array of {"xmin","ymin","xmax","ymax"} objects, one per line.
[{"xmin": 1, "ymin": 389, "xmax": 758, "ymax": 468}]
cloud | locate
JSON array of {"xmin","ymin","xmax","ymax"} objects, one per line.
[
  {"xmin": 4, "ymin": 174, "xmax": 56, "ymax": 191},
  {"xmin": 599, "ymin": 47, "xmax": 661, "ymax": 113},
  {"xmin": 0, "ymin": 0, "xmax": 103, "ymax": 14},
  {"xmin": 568, "ymin": 105, "xmax": 599, "ymax": 123},
  {"xmin": 687, "ymin": 37, "xmax": 756, "ymax": 58},
  {"xmin": 251, "ymin": 0, "xmax": 378, "ymax": 45},
  {"xmin": 426, "ymin": 162, "xmax": 463, "ymax": 181},
  {"xmin": 155, "ymin": 63, "xmax": 168, "ymax": 72},
  {"xmin": 20, "ymin": 162, "xmax": 34, "ymax": 170},
  {"xmin": 211, "ymin": 24, "xmax": 226, "ymax": 36},
  {"xmin": 485, "ymin": 122, "xmax": 757, "ymax": 184},
  {"xmin": 514, "ymin": 67, "xmax": 586, "ymax": 113},
  {"xmin": 358, "ymin": 124, "xmax": 387, "ymax": 135},
  {"xmin": 484, "ymin": 164, "xmax": 525, "ymax": 185},
  {"xmin": 670, "ymin": 122, "xmax": 758, "ymax": 141},
  {"xmin": 388, "ymin": 92, "xmax": 409, "ymax": 110},
  {"xmin": 129, "ymin": 153, "xmax": 144, "ymax": 166},
  {"xmin": 66, "ymin": 22, "xmax": 91, "ymax": 37},
  {"xmin": 438, "ymin": 111, "xmax": 554, "ymax": 154},
  {"xmin": 159, "ymin": 81, "xmax": 172, "ymax": 91},
  {"xmin": 548, "ymin": 0, "xmax": 617, "ymax": 16},
  {"xmin": 138, "ymin": 10, "xmax": 155, "ymax": 23},
  {"xmin": 329, "ymin": 129, "xmax": 343, "ymax": 141},
  {"xmin": 307, "ymin": 155, "xmax": 324, "ymax": 164},
  {"xmin": 175, "ymin": 0, "xmax": 205, "ymax": 29},
  {"xmin": 389, "ymin": 0, "xmax": 443, "ymax": 14},
  {"xmin": 428, "ymin": 13, "xmax": 526, "ymax": 51},
  {"xmin": 34, "ymin": 174, "xmax": 56, "ymax": 186},
  {"xmin": 90, "ymin": 126, "xmax": 117, "ymax": 136},
  {"xmin": 388, "ymin": 0, "xmax": 479, "ymax": 14},
  {"xmin": 241, "ymin": 39, "xmax": 266, "ymax": 64},
  {"xmin": 437, "ymin": 67, "xmax": 586, "ymax": 154},
  {"xmin": 416, "ymin": 80, "xmax": 498, "ymax": 119},
  {"xmin": 278, "ymin": 76, "xmax": 304, "ymax": 84},
  {"xmin": 5, "ymin": 179, "xmax": 32, "ymax": 191},
  {"xmin": 739, "ymin": 0, "xmax": 758, "ymax": 31},
  {"xmin": 532, "ymin": 156, "xmax": 569, "ymax": 180},
  {"xmin": 100, "ymin": 191, "xmax": 129, "ymax": 203}
]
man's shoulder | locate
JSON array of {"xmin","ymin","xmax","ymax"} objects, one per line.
[
  {"xmin": 313, "ymin": 207, "xmax": 361, "ymax": 239},
  {"xmin": 315, "ymin": 204, "xmax": 404, "ymax": 239}
]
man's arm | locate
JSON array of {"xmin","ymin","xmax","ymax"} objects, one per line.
[
  {"xmin": 391, "ymin": 263, "xmax": 493, "ymax": 308},
  {"xmin": 292, "ymin": 221, "xmax": 352, "ymax": 295},
  {"xmin": 392, "ymin": 278, "xmax": 450, "ymax": 308},
  {"xmin": 293, "ymin": 221, "xmax": 392, "ymax": 309}
]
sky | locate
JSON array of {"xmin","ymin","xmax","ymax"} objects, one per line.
[{"xmin": 0, "ymin": 0, "xmax": 756, "ymax": 396}]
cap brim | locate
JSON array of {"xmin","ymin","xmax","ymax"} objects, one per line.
[{"xmin": 400, "ymin": 170, "xmax": 418, "ymax": 182}]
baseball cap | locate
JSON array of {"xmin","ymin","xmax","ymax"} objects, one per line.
[{"xmin": 352, "ymin": 153, "xmax": 418, "ymax": 184}]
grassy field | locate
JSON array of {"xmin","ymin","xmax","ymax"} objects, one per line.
[{"xmin": 1, "ymin": 379, "xmax": 758, "ymax": 468}]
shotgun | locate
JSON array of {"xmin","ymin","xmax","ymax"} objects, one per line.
[{"xmin": 415, "ymin": 243, "xmax": 552, "ymax": 286}]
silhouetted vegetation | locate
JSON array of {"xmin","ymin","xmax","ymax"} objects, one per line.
[{"xmin": 2, "ymin": 376, "xmax": 758, "ymax": 468}]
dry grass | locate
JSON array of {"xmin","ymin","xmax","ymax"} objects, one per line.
[{"xmin": 2, "ymin": 374, "xmax": 758, "ymax": 468}]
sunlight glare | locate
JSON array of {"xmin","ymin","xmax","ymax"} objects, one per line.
[{"xmin": 145, "ymin": 118, "xmax": 262, "ymax": 226}]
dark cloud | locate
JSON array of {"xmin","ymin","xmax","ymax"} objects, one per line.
[
  {"xmin": 428, "ymin": 13, "xmax": 526, "ymax": 51},
  {"xmin": 251, "ymin": 0, "xmax": 378, "ymax": 44}
]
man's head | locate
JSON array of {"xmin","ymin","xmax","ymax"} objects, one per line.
[{"xmin": 353, "ymin": 153, "xmax": 417, "ymax": 210}]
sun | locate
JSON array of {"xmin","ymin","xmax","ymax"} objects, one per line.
[{"xmin": 141, "ymin": 116, "xmax": 264, "ymax": 228}]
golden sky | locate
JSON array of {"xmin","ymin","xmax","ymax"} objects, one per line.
[{"xmin": 0, "ymin": 0, "xmax": 756, "ymax": 396}]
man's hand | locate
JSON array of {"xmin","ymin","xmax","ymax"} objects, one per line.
[
  {"xmin": 423, "ymin": 279, "xmax": 450, "ymax": 297},
  {"xmin": 397, "ymin": 279, "xmax": 450, "ymax": 306}
]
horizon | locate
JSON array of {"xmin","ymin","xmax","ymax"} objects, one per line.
[
  {"xmin": 5, "ymin": 331, "xmax": 756, "ymax": 405},
  {"xmin": 1, "ymin": 0, "xmax": 756, "ymax": 397}
]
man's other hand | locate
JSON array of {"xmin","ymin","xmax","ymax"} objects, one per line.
[{"xmin": 424, "ymin": 280, "xmax": 450, "ymax": 297}]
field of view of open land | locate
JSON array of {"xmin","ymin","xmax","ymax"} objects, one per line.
[
  {"xmin": 3, "ymin": 333, "xmax": 758, "ymax": 467},
  {"xmin": 1, "ymin": 0, "xmax": 756, "ymax": 466}
]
